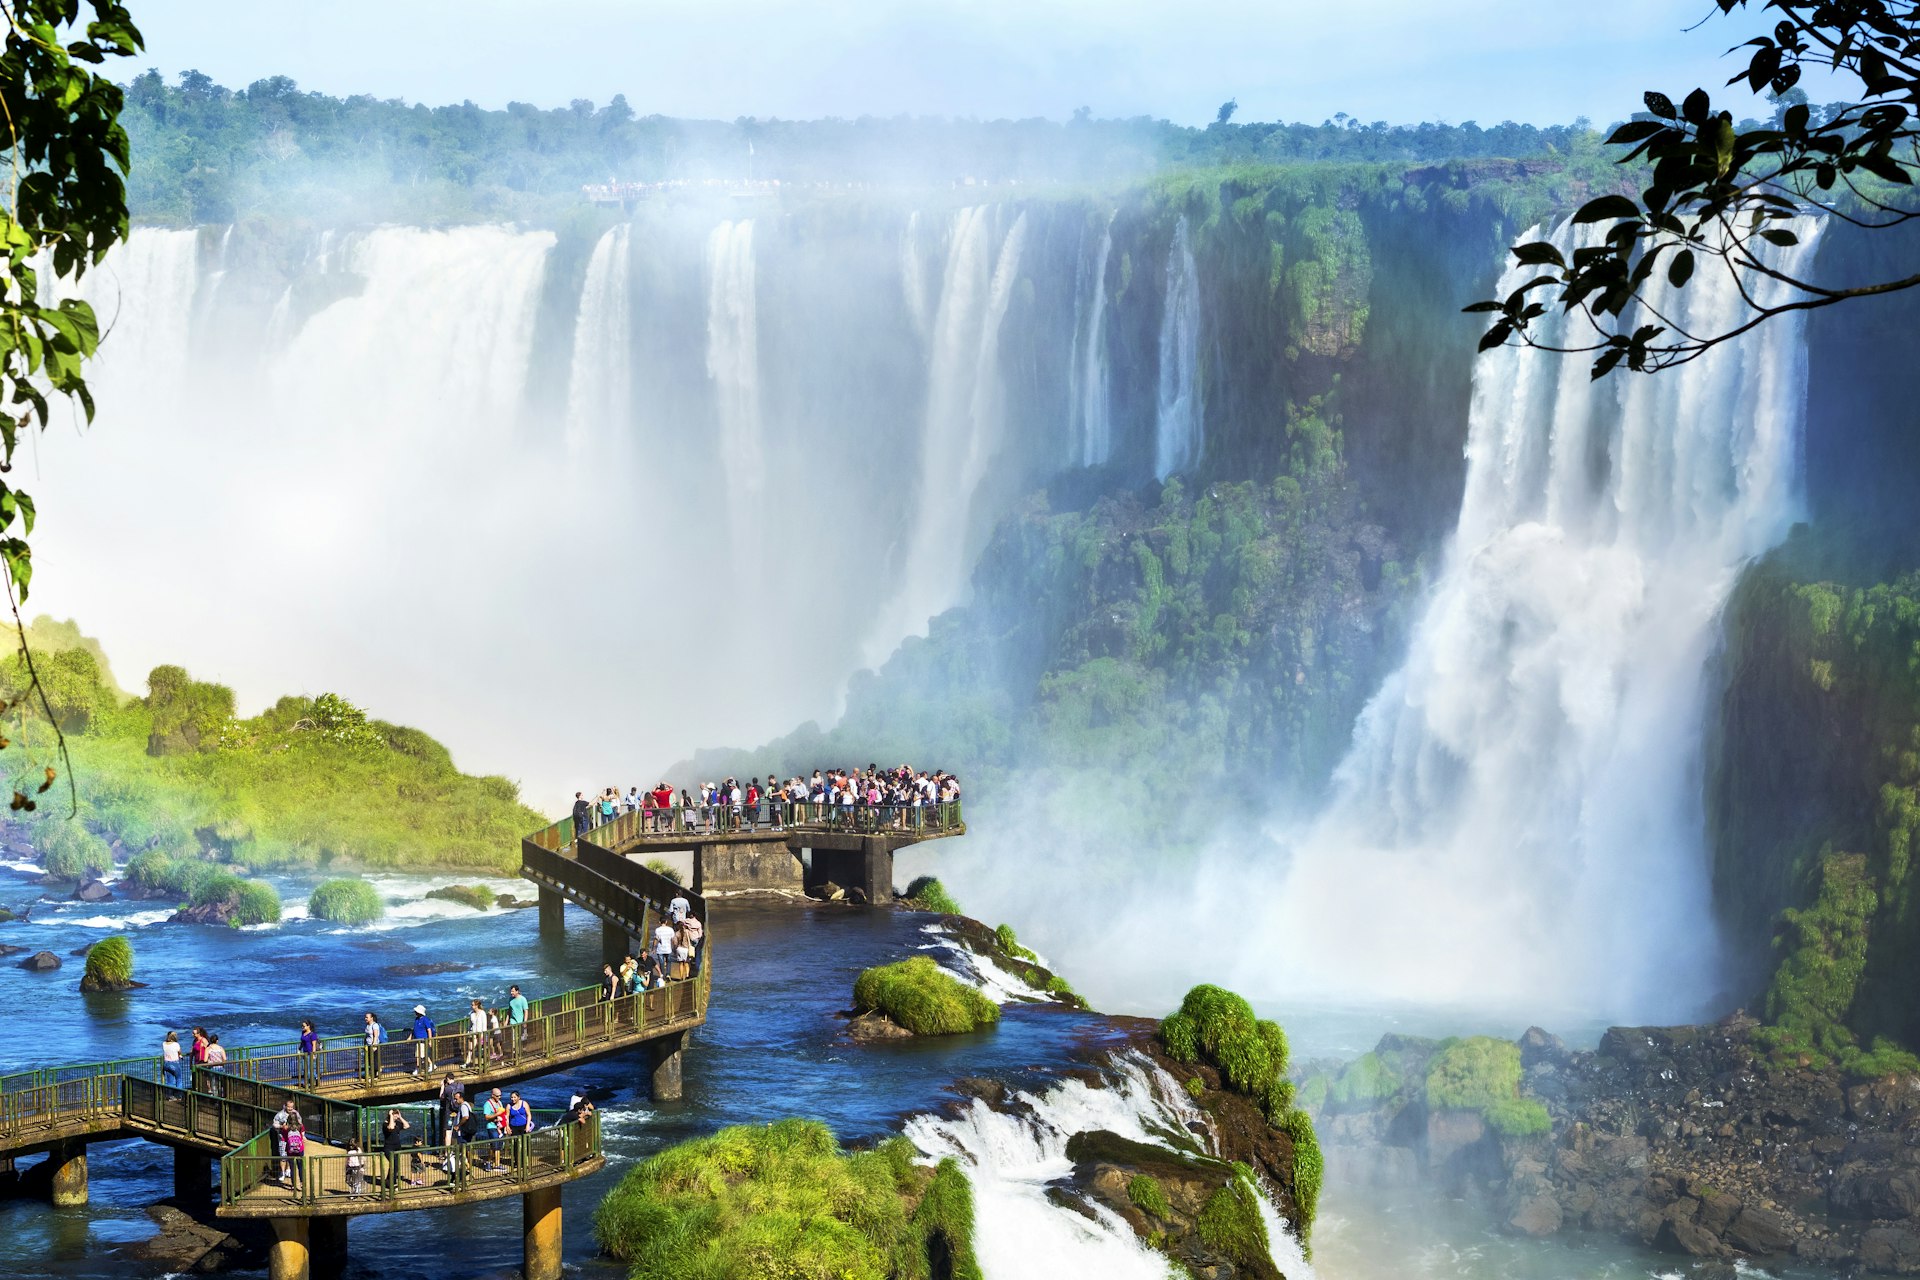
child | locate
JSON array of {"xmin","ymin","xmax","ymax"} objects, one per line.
[
  {"xmin": 345, "ymin": 1139, "xmax": 366, "ymax": 1197},
  {"xmin": 284, "ymin": 1121, "xmax": 307, "ymax": 1194}
]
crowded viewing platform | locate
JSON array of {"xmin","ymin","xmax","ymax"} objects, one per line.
[{"xmin": 567, "ymin": 763, "xmax": 962, "ymax": 839}]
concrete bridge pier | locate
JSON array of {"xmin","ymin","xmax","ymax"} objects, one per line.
[
  {"xmin": 806, "ymin": 837, "xmax": 895, "ymax": 905},
  {"xmin": 173, "ymin": 1148, "xmax": 212, "ymax": 1206},
  {"xmin": 267, "ymin": 1217, "xmax": 309, "ymax": 1280},
  {"xmin": 648, "ymin": 1030, "xmax": 686, "ymax": 1101},
  {"xmin": 47, "ymin": 1139, "xmax": 86, "ymax": 1207},
  {"xmin": 524, "ymin": 1184, "xmax": 564, "ymax": 1280},
  {"xmin": 537, "ymin": 886, "xmax": 565, "ymax": 937}
]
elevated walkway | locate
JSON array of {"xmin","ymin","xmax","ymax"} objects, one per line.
[{"xmin": 0, "ymin": 816, "xmax": 712, "ymax": 1280}]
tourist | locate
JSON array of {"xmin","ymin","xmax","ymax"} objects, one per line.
[
  {"xmin": 671, "ymin": 920, "xmax": 693, "ymax": 981},
  {"xmin": 636, "ymin": 948, "xmax": 664, "ymax": 990},
  {"xmin": 680, "ymin": 789, "xmax": 697, "ymax": 834},
  {"xmin": 618, "ymin": 954, "xmax": 637, "ymax": 995},
  {"xmin": 438, "ymin": 1071, "xmax": 460, "ymax": 1146},
  {"xmin": 651, "ymin": 915, "xmax": 675, "ymax": 983},
  {"xmin": 298, "ymin": 1019, "xmax": 320, "ymax": 1087},
  {"xmin": 651, "ymin": 782, "xmax": 675, "ymax": 832},
  {"xmin": 464, "ymin": 999, "xmax": 487, "ymax": 1068},
  {"xmin": 624, "ymin": 784, "xmax": 641, "ymax": 815},
  {"xmin": 481, "ymin": 1087, "xmax": 508, "ymax": 1171},
  {"xmin": 507, "ymin": 984, "xmax": 529, "ymax": 1048},
  {"xmin": 270, "ymin": 1100, "xmax": 295, "ymax": 1184},
  {"xmin": 506, "ymin": 1090, "xmax": 532, "ymax": 1136},
  {"xmin": 345, "ymin": 1138, "xmax": 366, "ymax": 1197},
  {"xmin": 600, "ymin": 962, "xmax": 619, "ymax": 1002},
  {"xmin": 682, "ymin": 911, "xmax": 705, "ymax": 978},
  {"xmin": 189, "ymin": 1026, "xmax": 208, "ymax": 1075},
  {"xmin": 598, "ymin": 789, "xmax": 617, "ymax": 830},
  {"xmin": 487, "ymin": 1005, "xmax": 506, "ymax": 1063},
  {"xmin": 202, "ymin": 1033, "xmax": 227, "ymax": 1096},
  {"xmin": 381, "ymin": 1107, "xmax": 417, "ymax": 1191},
  {"xmin": 160, "ymin": 1031, "xmax": 183, "ymax": 1089},
  {"xmin": 285, "ymin": 1119, "xmax": 307, "ymax": 1193},
  {"xmin": 667, "ymin": 887, "xmax": 691, "ymax": 925},
  {"xmin": 410, "ymin": 1004, "xmax": 435, "ymax": 1076},
  {"xmin": 571, "ymin": 791, "xmax": 592, "ymax": 834},
  {"xmin": 444, "ymin": 1091, "xmax": 472, "ymax": 1175},
  {"xmin": 564, "ymin": 1093, "xmax": 595, "ymax": 1128}
]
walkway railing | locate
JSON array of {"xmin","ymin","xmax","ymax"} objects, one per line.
[{"xmin": 541, "ymin": 799, "xmax": 965, "ymax": 850}]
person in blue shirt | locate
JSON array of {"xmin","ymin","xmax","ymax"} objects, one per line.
[{"xmin": 411, "ymin": 1004, "xmax": 435, "ymax": 1077}]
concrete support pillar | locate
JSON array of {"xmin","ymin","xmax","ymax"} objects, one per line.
[
  {"xmin": 648, "ymin": 1030, "xmax": 686, "ymax": 1102},
  {"xmin": 267, "ymin": 1216, "xmax": 311, "ymax": 1280},
  {"xmin": 47, "ymin": 1140, "xmax": 87, "ymax": 1207},
  {"xmin": 309, "ymin": 1216, "xmax": 348, "ymax": 1280},
  {"xmin": 172, "ymin": 1148, "xmax": 212, "ymax": 1206},
  {"xmin": 859, "ymin": 838, "xmax": 895, "ymax": 907},
  {"xmin": 537, "ymin": 886, "xmax": 565, "ymax": 937},
  {"xmin": 523, "ymin": 1184, "xmax": 564, "ymax": 1280}
]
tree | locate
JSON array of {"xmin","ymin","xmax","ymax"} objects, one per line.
[
  {"xmin": 1216, "ymin": 98, "xmax": 1239, "ymax": 126},
  {"xmin": 1471, "ymin": 0, "xmax": 1919, "ymax": 376},
  {"xmin": 0, "ymin": 1, "xmax": 143, "ymax": 810}
]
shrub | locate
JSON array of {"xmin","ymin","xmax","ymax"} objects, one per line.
[
  {"xmin": 1185, "ymin": 1076, "xmax": 1206, "ymax": 1099},
  {"xmin": 1158, "ymin": 985, "xmax": 1291, "ymax": 1121},
  {"xmin": 83, "ymin": 935, "xmax": 134, "ymax": 985},
  {"xmin": 189, "ymin": 869, "xmax": 245, "ymax": 907},
  {"xmin": 38, "ymin": 822, "xmax": 112, "ymax": 880},
  {"xmin": 308, "ymin": 878, "xmax": 384, "ymax": 924},
  {"xmin": 233, "ymin": 880, "xmax": 281, "ymax": 926},
  {"xmin": 644, "ymin": 858, "xmax": 684, "ymax": 886},
  {"xmin": 425, "ymin": 883, "xmax": 494, "ymax": 911},
  {"xmin": 594, "ymin": 1118, "xmax": 980, "ymax": 1280},
  {"xmin": 994, "ymin": 923, "xmax": 1038, "ymax": 962},
  {"xmin": 1281, "ymin": 1108, "xmax": 1323, "ymax": 1239},
  {"xmin": 901, "ymin": 876, "xmax": 961, "ymax": 915},
  {"xmin": 852, "ymin": 957, "xmax": 999, "ymax": 1036},
  {"xmin": 1329, "ymin": 1050, "xmax": 1402, "ymax": 1106},
  {"xmin": 1484, "ymin": 1096, "xmax": 1552, "ymax": 1137},
  {"xmin": 1128, "ymin": 1174, "xmax": 1170, "ymax": 1217},
  {"xmin": 1425, "ymin": 1036, "xmax": 1523, "ymax": 1112}
]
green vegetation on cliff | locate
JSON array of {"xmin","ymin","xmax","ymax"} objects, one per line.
[
  {"xmin": 852, "ymin": 957, "xmax": 999, "ymax": 1036},
  {"xmin": 1713, "ymin": 538, "xmax": 1920, "ymax": 1068},
  {"xmin": 900, "ymin": 876, "xmax": 961, "ymax": 915},
  {"xmin": 594, "ymin": 1119, "xmax": 980, "ymax": 1280},
  {"xmin": 1159, "ymin": 984, "xmax": 1294, "ymax": 1121},
  {"xmin": 307, "ymin": 879, "xmax": 384, "ymax": 925},
  {"xmin": 1424, "ymin": 1037, "xmax": 1550, "ymax": 1137},
  {"xmin": 0, "ymin": 619, "xmax": 542, "ymax": 879},
  {"xmin": 1195, "ymin": 1165, "xmax": 1272, "ymax": 1273}
]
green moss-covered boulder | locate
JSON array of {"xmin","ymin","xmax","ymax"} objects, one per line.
[
  {"xmin": 594, "ymin": 1119, "xmax": 981, "ymax": 1280},
  {"xmin": 79, "ymin": 934, "xmax": 139, "ymax": 992},
  {"xmin": 852, "ymin": 956, "xmax": 999, "ymax": 1037},
  {"xmin": 308, "ymin": 878, "xmax": 384, "ymax": 924},
  {"xmin": 900, "ymin": 875, "xmax": 961, "ymax": 915},
  {"xmin": 425, "ymin": 883, "xmax": 494, "ymax": 911}
]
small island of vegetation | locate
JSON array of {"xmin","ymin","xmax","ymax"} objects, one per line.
[{"xmin": 852, "ymin": 956, "xmax": 999, "ymax": 1037}]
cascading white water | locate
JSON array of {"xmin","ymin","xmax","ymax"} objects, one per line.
[
  {"xmin": 564, "ymin": 223, "xmax": 634, "ymax": 454},
  {"xmin": 705, "ymin": 219, "xmax": 767, "ymax": 561},
  {"xmin": 1153, "ymin": 215, "xmax": 1202, "ymax": 479},
  {"xmin": 863, "ymin": 206, "xmax": 1029, "ymax": 663},
  {"xmin": 1239, "ymin": 219, "xmax": 1823, "ymax": 1019},
  {"xmin": 901, "ymin": 209, "xmax": 932, "ymax": 342},
  {"xmin": 67, "ymin": 227, "xmax": 200, "ymax": 407},
  {"xmin": 1070, "ymin": 214, "xmax": 1115, "ymax": 467},
  {"xmin": 904, "ymin": 1053, "xmax": 1312, "ymax": 1280}
]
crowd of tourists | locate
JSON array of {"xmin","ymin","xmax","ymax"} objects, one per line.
[
  {"xmin": 599, "ymin": 886, "xmax": 703, "ymax": 998},
  {"xmin": 571, "ymin": 762, "xmax": 961, "ymax": 836}
]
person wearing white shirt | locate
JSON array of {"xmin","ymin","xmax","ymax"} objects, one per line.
[{"xmin": 651, "ymin": 920, "xmax": 676, "ymax": 981}]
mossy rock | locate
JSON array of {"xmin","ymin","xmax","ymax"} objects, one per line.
[
  {"xmin": 852, "ymin": 956, "xmax": 999, "ymax": 1036},
  {"xmin": 79, "ymin": 934, "xmax": 142, "ymax": 992},
  {"xmin": 900, "ymin": 875, "xmax": 961, "ymax": 915},
  {"xmin": 308, "ymin": 878, "xmax": 383, "ymax": 924},
  {"xmin": 425, "ymin": 883, "xmax": 493, "ymax": 911}
]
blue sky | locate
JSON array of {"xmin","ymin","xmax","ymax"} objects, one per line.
[{"xmin": 123, "ymin": 0, "xmax": 1784, "ymax": 127}]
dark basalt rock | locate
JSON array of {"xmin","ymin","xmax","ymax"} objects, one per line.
[
  {"xmin": 383, "ymin": 961, "xmax": 471, "ymax": 978},
  {"xmin": 71, "ymin": 878, "xmax": 111, "ymax": 903},
  {"xmin": 349, "ymin": 937, "xmax": 414, "ymax": 953},
  {"xmin": 78, "ymin": 972, "xmax": 145, "ymax": 993},
  {"xmin": 18, "ymin": 950, "xmax": 59, "ymax": 971},
  {"xmin": 168, "ymin": 901, "xmax": 235, "ymax": 926},
  {"xmin": 0, "ymin": 943, "xmax": 25, "ymax": 957},
  {"xmin": 844, "ymin": 1011, "xmax": 913, "ymax": 1041}
]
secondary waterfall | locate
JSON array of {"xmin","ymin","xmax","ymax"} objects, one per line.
[
  {"xmin": 1243, "ymin": 219, "xmax": 1823, "ymax": 1019},
  {"xmin": 904, "ymin": 1054, "xmax": 1312, "ymax": 1280},
  {"xmin": 863, "ymin": 206, "xmax": 1029, "ymax": 663},
  {"xmin": 1154, "ymin": 216, "xmax": 1202, "ymax": 479},
  {"xmin": 564, "ymin": 223, "xmax": 633, "ymax": 454},
  {"xmin": 1070, "ymin": 214, "xmax": 1115, "ymax": 467},
  {"xmin": 704, "ymin": 218, "xmax": 766, "ymax": 561}
]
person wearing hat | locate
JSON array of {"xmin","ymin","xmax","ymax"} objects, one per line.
[{"xmin": 411, "ymin": 1004, "xmax": 435, "ymax": 1076}]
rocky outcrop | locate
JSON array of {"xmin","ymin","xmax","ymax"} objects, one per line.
[
  {"xmin": 17, "ymin": 950, "xmax": 59, "ymax": 971},
  {"xmin": 71, "ymin": 877, "xmax": 111, "ymax": 902},
  {"xmin": 120, "ymin": 1203, "xmax": 265, "ymax": 1273},
  {"xmin": 78, "ymin": 971, "xmax": 144, "ymax": 993},
  {"xmin": 169, "ymin": 901, "xmax": 235, "ymax": 926},
  {"xmin": 844, "ymin": 1011, "xmax": 914, "ymax": 1041},
  {"xmin": 1309, "ymin": 1014, "xmax": 1920, "ymax": 1271}
]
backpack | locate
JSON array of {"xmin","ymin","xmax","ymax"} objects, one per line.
[{"xmin": 286, "ymin": 1129, "xmax": 306, "ymax": 1155}]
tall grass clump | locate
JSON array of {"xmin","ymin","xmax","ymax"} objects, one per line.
[
  {"xmin": 308, "ymin": 878, "xmax": 384, "ymax": 924},
  {"xmin": 1158, "ymin": 984, "xmax": 1292, "ymax": 1119},
  {"xmin": 38, "ymin": 821, "xmax": 112, "ymax": 880},
  {"xmin": 1425, "ymin": 1036, "xmax": 1551, "ymax": 1137},
  {"xmin": 644, "ymin": 858, "xmax": 683, "ymax": 886},
  {"xmin": 852, "ymin": 957, "xmax": 999, "ymax": 1036},
  {"xmin": 901, "ymin": 876, "xmax": 961, "ymax": 915},
  {"xmin": 83, "ymin": 935, "xmax": 134, "ymax": 985},
  {"xmin": 594, "ymin": 1119, "xmax": 981, "ymax": 1280}
]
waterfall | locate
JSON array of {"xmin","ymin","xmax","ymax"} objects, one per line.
[
  {"xmin": 564, "ymin": 223, "xmax": 634, "ymax": 454},
  {"xmin": 1245, "ymin": 219, "xmax": 1823, "ymax": 1019},
  {"xmin": 1070, "ymin": 214, "xmax": 1115, "ymax": 467},
  {"xmin": 904, "ymin": 1053, "xmax": 1311, "ymax": 1279},
  {"xmin": 705, "ymin": 218, "xmax": 766, "ymax": 561},
  {"xmin": 1153, "ymin": 215, "xmax": 1202, "ymax": 479},
  {"xmin": 901, "ymin": 209, "xmax": 931, "ymax": 342},
  {"xmin": 64, "ymin": 227, "xmax": 201, "ymax": 408},
  {"xmin": 863, "ymin": 207, "xmax": 1029, "ymax": 663}
]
